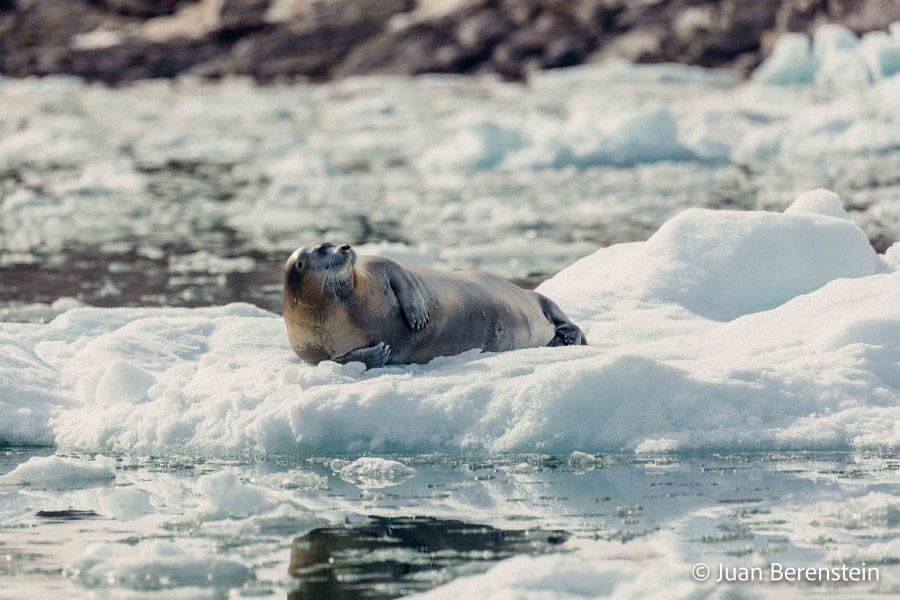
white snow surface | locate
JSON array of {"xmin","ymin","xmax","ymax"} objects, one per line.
[{"xmin": 1, "ymin": 191, "xmax": 897, "ymax": 456}]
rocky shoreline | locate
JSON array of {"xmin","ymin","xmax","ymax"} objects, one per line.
[{"xmin": 1, "ymin": 0, "xmax": 899, "ymax": 84}]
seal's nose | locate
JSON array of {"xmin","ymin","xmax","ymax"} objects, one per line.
[{"xmin": 339, "ymin": 244, "xmax": 351, "ymax": 252}]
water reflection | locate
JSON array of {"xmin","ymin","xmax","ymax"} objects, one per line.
[{"xmin": 288, "ymin": 516, "xmax": 569, "ymax": 599}]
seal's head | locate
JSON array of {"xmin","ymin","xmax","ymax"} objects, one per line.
[{"xmin": 284, "ymin": 241, "xmax": 356, "ymax": 307}]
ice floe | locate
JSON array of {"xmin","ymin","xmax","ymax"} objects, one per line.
[{"xmin": 1, "ymin": 190, "xmax": 897, "ymax": 456}]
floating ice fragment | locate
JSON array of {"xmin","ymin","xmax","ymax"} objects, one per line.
[
  {"xmin": 65, "ymin": 541, "xmax": 253, "ymax": 590},
  {"xmin": 0, "ymin": 455, "xmax": 116, "ymax": 488},
  {"xmin": 196, "ymin": 471, "xmax": 276, "ymax": 519},
  {"xmin": 338, "ymin": 457, "xmax": 416, "ymax": 488},
  {"xmin": 568, "ymin": 451, "xmax": 606, "ymax": 472}
]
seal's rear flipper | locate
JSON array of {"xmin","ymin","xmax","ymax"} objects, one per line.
[
  {"xmin": 535, "ymin": 293, "xmax": 588, "ymax": 346},
  {"xmin": 548, "ymin": 323, "xmax": 588, "ymax": 346},
  {"xmin": 333, "ymin": 342, "xmax": 392, "ymax": 369}
]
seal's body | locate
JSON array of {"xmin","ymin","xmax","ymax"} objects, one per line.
[{"xmin": 283, "ymin": 242, "xmax": 587, "ymax": 368}]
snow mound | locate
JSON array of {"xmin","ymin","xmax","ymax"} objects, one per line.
[
  {"xmin": 784, "ymin": 188, "xmax": 850, "ymax": 219},
  {"xmin": 639, "ymin": 202, "xmax": 874, "ymax": 320},
  {"xmin": 755, "ymin": 22, "xmax": 900, "ymax": 89},
  {"xmin": 1, "ymin": 190, "xmax": 898, "ymax": 455},
  {"xmin": 65, "ymin": 541, "xmax": 253, "ymax": 591},
  {"xmin": 337, "ymin": 457, "xmax": 417, "ymax": 488},
  {"xmin": 541, "ymin": 192, "xmax": 875, "ymax": 321},
  {"xmin": 0, "ymin": 455, "xmax": 116, "ymax": 488}
]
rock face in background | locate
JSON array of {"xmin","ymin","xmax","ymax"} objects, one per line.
[{"xmin": 1, "ymin": 0, "xmax": 899, "ymax": 83}]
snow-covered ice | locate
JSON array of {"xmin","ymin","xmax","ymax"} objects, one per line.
[{"xmin": 1, "ymin": 190, "xmax": 897, "ymax": 456}]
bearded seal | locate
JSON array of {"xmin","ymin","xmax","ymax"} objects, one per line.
[{"xmin": 282, "ymin": 242, "xmax": 587, "ymax": 369}]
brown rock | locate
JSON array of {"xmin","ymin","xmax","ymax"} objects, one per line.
[{"xmin": 1, "ymin": 0, "xmax": 899, "ymax": 84}]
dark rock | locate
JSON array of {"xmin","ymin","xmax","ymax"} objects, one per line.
[
  {"xmin": 542, "ymin": 36, "xmax": 592, "ymax": 69},
  {"xmin": 217, "ymin": 0, "xmax": 269, "ymax": 31},
  {"xmin": 233, "ymin": 0, "xmax": 412, "ymax": 80},
  {"xmin": 455, "ymin": 9, "xmax": 513, "ymax": 52},
  {"xmin": 1, "ymin": 0, "xmax": 898, "ymax": 83},
  {"xmin": 98, "ymin": 0, "xmax": 191, "ymax": 18}
]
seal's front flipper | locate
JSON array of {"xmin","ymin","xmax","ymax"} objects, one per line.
[
  {"xmin": 548, "ymin": 323, "xmax": 587, "ymax": 346},
  {"xmin": 388, "ymin": 267, "xmax": 430, "ymax": 330},
  {"xmin": 333, "ymin": 342, "xmax": 392, "ymax": 369}
]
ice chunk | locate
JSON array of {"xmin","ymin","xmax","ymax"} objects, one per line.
[
  {"xmin": 94, "ymin": 359, "xmax": 156, "ymax": 406},
  {"xmin": 859, "ymin": 30, "xmax": 900, "ymax": 79},
  {"xmin": 251, "ymin": 469, "xmax": 328, "ymax": 491},
  {"xmin": 507, "ymin": 107, "xmax": 694, "ymax": 170},
  {"xmin": 755, "ymin": 24, "xmax": 900, "ymax": 89},
  {"xmin": 813, "ymin": 24, "xmax": 860, "ymax": 59},
  {"xmin": 97, "ymin": 488, "xmax": 154, "ymax": 521},
  {"xmin": 0, "ymin": 455, "xmax": 116, "ymax": 488},
  {"xmin": 753, "ymin": 33, "xmax": 816, "ymax": 85},
  {"xmin": 815, "ymin": 46, "xmax": 871, "ymax": 91},
  {"xmin": 168, "ymin": 251, "xmax": 257, "ymax": 274},
  {"xmin": 568, "ymin": 451, "xmax": 606, "ymax": 472},
  {"xmin": 417, "ymin": 118, "xmax": 525, "ymax": 172},
  {"xmin": 338, "ymin": 457, "xmax": 416, "ymax": 488},
  {"xmin": 196, "ymin": 471, "xmax": 275, "ymax": 519},
  {"xmin": 65, "ymin": 541, "xmax": 252, "ymax": 590}
]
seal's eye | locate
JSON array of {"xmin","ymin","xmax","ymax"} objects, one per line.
[{"xmin": 295, "ymin": 261, "xmax": 303, "ymax": 271}]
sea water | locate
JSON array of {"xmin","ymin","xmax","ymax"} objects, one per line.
[{"xmin": 1, "ymin": 450, "xmax": 898, "ymax": 598}]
